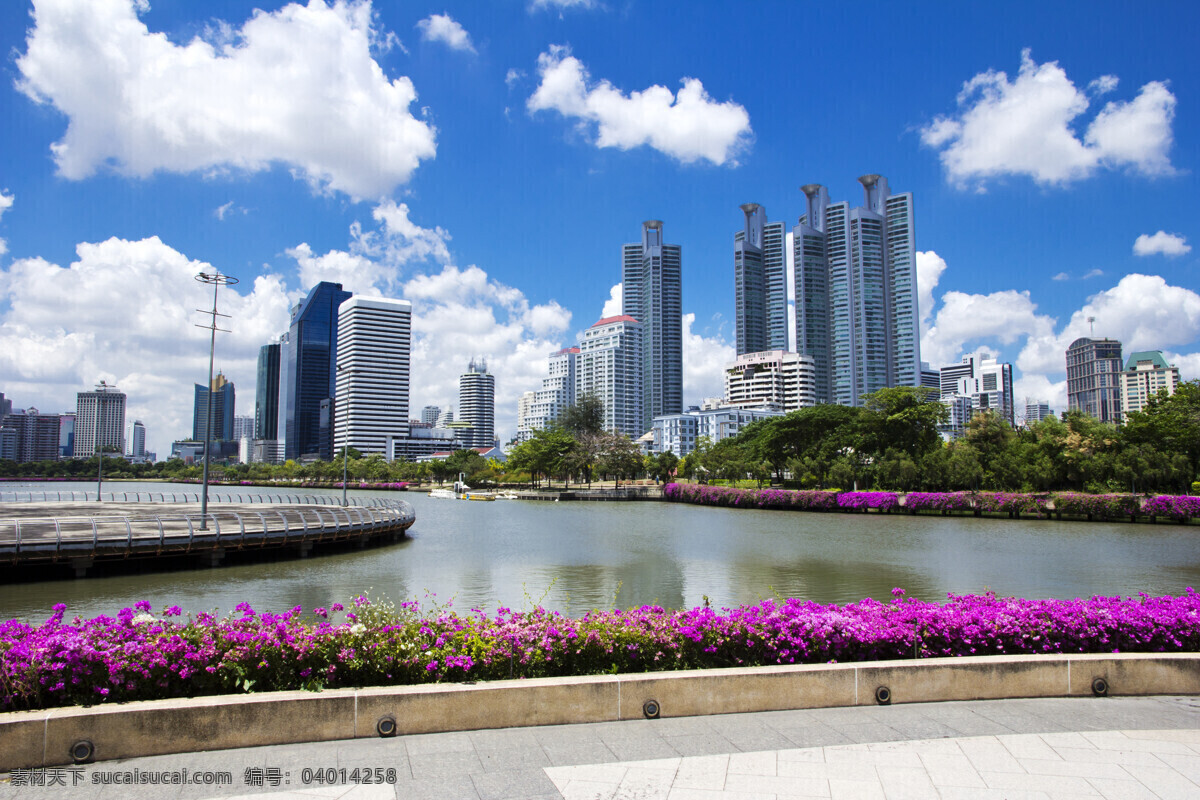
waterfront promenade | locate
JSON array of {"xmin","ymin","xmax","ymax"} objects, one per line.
[
  {"xmin": 3, "ymin": 696, "xmax": 1198, "ymax": 799},
  {"xmin": 0, "ymin": 496, "xmax": 415, "ymax": 577}
]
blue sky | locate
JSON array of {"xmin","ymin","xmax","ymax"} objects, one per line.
[{"xmin": 0, "ymin": 0, "xmax": 1196, "ymax": 457}]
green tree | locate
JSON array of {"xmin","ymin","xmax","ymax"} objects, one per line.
[
  {"xmin": 862, "ymin": 386, "xmax": 948, "ymax": 458},
  {"xmin": 557, "ymin": 394, "xmax": 605, "ymax": 437}
]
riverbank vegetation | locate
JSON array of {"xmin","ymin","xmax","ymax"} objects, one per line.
[
  {"xmin": 3, "ymin": 383, "xmax": 1197, "ymax": 495},
  {"xmin": 678, "ymin": 383, "xmax": 1200, "ymax": 495},
  {"xmin": 4, "ymin": 590, "xmax": 1200, "ymax": 711}
]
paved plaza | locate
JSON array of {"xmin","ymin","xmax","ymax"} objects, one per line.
[{"xmin": 3, "ymin": 695, "xmax": 1200, "ymax": 799}]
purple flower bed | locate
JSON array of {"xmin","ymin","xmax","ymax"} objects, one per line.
[
  {"xmin": 975, "ymin": 492, "xmax": 1052, "ymax": 517},
  {"xmin": 1054, "ymin": 493, "xmax": 1139, "ymax": 519},
  {"xmin": 835, "ymin": 491, "xmax": 899, "ymax": 511},
  {"xmin": 903, "ymin": 492, "xmax": 974, "ymax": 513},
  {"xmin": 1141, "ymin": 495, "xmax": 1200, "ymax": 521},
  {"xmin": 662, "ymin": 483, "xmax": 838, "ymax": 510},
  {"xmin": 4, "ymin": 590, "xmax": 1200, "ymax": 712}
]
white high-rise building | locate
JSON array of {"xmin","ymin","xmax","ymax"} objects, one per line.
[
  {"xmin": 517, "ymin": 346, "xmax": 580, "ymax": 443},
  {"xmin": 515, "ymin": 391, "xmax": 537, "ymax": 442},
  {"xmin": 334, "ymin": 296, "xmax": 412, "ymax": 458},
  {"xmin": 723, "ymin": 350, "xmax": 818, "ymax": 412},
  {"xmin": 421, "ymin": 405, "xmax": 441, "ymax": 426},
  {"xmin": 577, "ymin": 315, "xmax": 643, "ymax": 437},
  {"xmin": 127, "ymin": 420, "xmax": 146, "ymax": 458},
  {"xmin": 1121, "ymin": 351, "xmax": 1180, "ymax": 420},
  {"xmin": 623, "ymin": 220, "xmax": 682, "ymax": 432},
  {"xmin": 795, "ymin": 176, "xmax": 919, "ymax": 406},
  {"xmin": 75, "ymin": 381, "xmax": 126, "ymax": 458},
  {"xmin": 459, "ymin": 357, "xmax": 496, "ymax": 449}
]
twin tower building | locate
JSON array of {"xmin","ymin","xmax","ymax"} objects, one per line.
[{"xmin": 735, "ymin": 174, "xmax": 920, "ymax": 407}]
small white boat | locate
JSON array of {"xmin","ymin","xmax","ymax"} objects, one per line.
[
  {"xmin": 428, "ymin": 488, "xmax": 456, "ymax": 499},
  {"xmin": 497, "ymin": 492, "xmax": 520, "ymax": 500}
]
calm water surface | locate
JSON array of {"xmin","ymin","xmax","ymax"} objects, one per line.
[{"xmin": 2, "ymin": 481, "xmax": 1199, "ymax": 621}]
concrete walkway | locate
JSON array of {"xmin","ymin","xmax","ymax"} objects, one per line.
[{"xmin": 3, "ymin": 696, "xmax": 1199, "ymax": 799}]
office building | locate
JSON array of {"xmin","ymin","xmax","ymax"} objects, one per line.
[
  {"xmin": 75, "ymin": 381, "xmax": 126, "ymax": 457},
  {"xmin": 59, "ymin": 413, "xmax": 74, "ymax": 458},
  {"xmin": 950, "ymin": 358, "xmax": 1015, "ymax": 427},
  {"xmin": 0, "ymin": 392, "xmax": 10, "ymax": 419},
  {"xmin": 127, "ymin": 420, "xmax": 146, "ymax": 459},
  {"xmin": 794, "ymin": 176, "xmax": 920, "ymax": 406},
  {"xmin": 1121, "ymin": 351, "xmax": 1181, "ymax": 419},
  {"xmin": 1066, "ymin": 337, "xmax": 1123, "ymax": 423},
  {"xmin": 421, "ymin": 405, "xmax": 441, "ymax": 426},
  {"xmin": 255, "ymin": 343, "xmax": 280, "ymax": 441},
  {"xmin": 939, "ymin": 394, "xmax": 975, "ymax": 441},
  {"xmin": 1024, "ymin": 401, "xmax": 1052, "ymax": 426},
  {"xmin": 458, "ymin": 357, "xmax": 495, "ymax": 449},
  {"xmin": 723, "ymin": 350, "xmax": 818, "ymax": 412},
  {"xmin": 193, "ymin": 373, "xmax": 235, "ymax": 443},
  {"xmin": 515, "ymin": 391, "xmax": 537, "ymax": 443},
  {"xmin": 577, "ymin": 315, "xmax": 644, "ymax": 437},
  {"xmin": 233, "ymin": 415, "xmax": 254, "ymax": 442},
  {"xmin": 0, "ymin": 408, "xmax": 61, "ymax": 462},
  {"xmin": 623, "ymin": 220, "xmax": 682, "ymax": 432},
  {"xmin": 651, "ymin": 406, "xmax": 784, "ymax": 457},
  {"xmin": 334, "ymin": 296, "xmax": 412, "ymax": 458},
  {"xmin": 517, "ymin": 346, "xmax": 580, "ymax": 443},
  {"xmin": 279, "ymin": 281, "xmax": 352, "ymax": 461},
  {"xmin": 940, "ymin": 355, "xmax": 975, "ymax": 397},
  {"xmin": 733, "ymin": 204, "xmax": 788, "ymax": 355}
]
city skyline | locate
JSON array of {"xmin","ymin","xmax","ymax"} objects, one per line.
[{"xmin": 0, "ymin": 1, "xmax": 1196, "ymax": 458}]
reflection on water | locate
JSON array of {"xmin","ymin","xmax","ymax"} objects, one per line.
[{"xmin": 1, "ymin": 481, "xmax": 1199, "ymax": 622}]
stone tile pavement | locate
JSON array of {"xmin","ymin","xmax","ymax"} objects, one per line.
[{"xmin": 3, "ymin": 696, "xmax": 1199, "ymax": 799}]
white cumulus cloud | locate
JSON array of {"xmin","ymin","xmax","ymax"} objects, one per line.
[
  {"xmin": 921, "ymin": 49, "xmax": 1176, "ymax": 188},
  {"xmin": 1134, "ymin": 231, "xmax": 1191, "ymax": 258},
  {"xmin": 527, "ymin": 45, "xmax": 752, "ymax": 166},
  {"xmin": 529, "ymin": 0, "xmax": 598, "ymax": 11},
  {"xmin": 0, "ymin": 191, "xmax": 13, "ymax": 256},
  {"xmin": 600, "ymin": 283, "xmax": 622, "ymax": 318},
  {"xmin": 16, "ymin": 0, "xmax": 437, "ymax": 199},
  {"xmin": 682, "ymin": 313, "xmax": 735, "ymax": 404},
  {"xmin": 416, "ymin": 13, "xmax": 475, "ymax": 53},
  {"xmin": 915, "ymin": 251, "xmax": 947, "ymax": 337}
]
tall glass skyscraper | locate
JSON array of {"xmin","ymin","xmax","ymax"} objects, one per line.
[
  {"xmin": 733, "ymin": 204, "xmax": 788, "ymax": 355},
  {"xmin": 793, "ymin": 175, "xmax": 920, "ymax": 406},
  {"xmin": 334, "ymin": 296, "xmax": 411, "ymax": 458},
  {"xmin": 1066, "ymin": 337, "xmax": 1123, "ymax": 423},
  {"xmin": 622, "ymin": 220, "xmax": 682, "ymax": 433},
  {"xmin": 279, "ymin": 281, "xmax": 352, "ymax": 461},
  {"xmin": 193, "ymin": 373, "xmax": 235, "ymax": 443},
  {"xmin": 254, "ymin": 343, "xmax": 280, "ymax": 441}
]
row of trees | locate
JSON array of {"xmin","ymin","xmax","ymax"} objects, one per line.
[{"xmin": 679, "ymin": 383, "xmax": 1200, "ymax": 494}]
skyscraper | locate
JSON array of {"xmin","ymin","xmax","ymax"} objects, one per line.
[
  {"xmin": 458, "ymin": 357, "xmax": 495, "ymax": 449},
  {"xmin": 128, "ymin": 420, "xmax": 146, "ymax": 458},
  {"xmin": 421, "ymin": 405, "xmax": 441, "ymax": 426},
  {"xmin": 334, "ymin": 296, "xmax": 412, "ymax": 458},
  {"xmin": 518, "ymin": 346, "xmax": 579, "ymax": 442},
  {"xmin": 1120, "ymin": 350, "xmax": 1180, "ymax": 420},
  {"xmin": 193, "ymin": 373, "xmax": 235, "ymax": 443},
  {"xmin": 279, "ymin": 281, "xmax": 352, "ymax": 460},
  {"xmin": 733, "ymin": 204, "xmax": 788, "ymax": 355},
  {"xmin": 577, "ymin": 315, "xmax": 644, "ymax": 437},
  {"xmin": 795, "ymin": 176, "xmax": 920, "ymax": 406},
  {"xmin": 623, "ymin": 220, "xmax": 682, "ymax": 433},
  {"xmin": 75, "ymin": 381, "xmax": 126, "ymax": 457},
  {"xmin": 254, "ymin": 342, "xmax": 280, "ymax": 441},
  {"xmin": 1066, "ymin": 337, "xmax": 1123, "ymax": 423},
  {"xmin": 0, "ymin": 408, "xmax": 61, "ymax": 462}
]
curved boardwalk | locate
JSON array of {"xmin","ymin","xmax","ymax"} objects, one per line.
[{"xmin": 0, "ymin": 496, "xmax": 415, "ymax": 577}]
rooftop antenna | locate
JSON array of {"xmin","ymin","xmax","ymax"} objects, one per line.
[{"xmin": 1087, "ymin": 316, "xmax": 1096, "ymax": 336}]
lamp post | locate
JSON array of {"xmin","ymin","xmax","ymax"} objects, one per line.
[
  {"xmin": 337, "ymin": 362, "xmax": 353, "ymax": 507},
  {"xmin": 195, "ymin": 270, "xmax": 239, "ymax": 529},
  {"xmin": 93, "ymin": 380, "xmax": 108, "ymax": 502}
]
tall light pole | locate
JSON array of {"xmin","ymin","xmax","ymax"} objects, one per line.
[
  {"xmin": 93, "ymin": 380, "xmax": 109, "ymax": 502},
  {"xmin": 195, "ymin": 270, "xmax": 239, "ymax": 529},
  {"xmin": 337, "ymin": 362, "xmax": 352, "ymax": 507}
]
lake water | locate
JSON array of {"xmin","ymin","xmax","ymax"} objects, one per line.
[{"xmin": 2, "ymin": 481, "xmax": 1199, "ymax": 622}]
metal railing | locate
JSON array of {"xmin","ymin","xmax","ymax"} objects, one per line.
[
  {"xmin": 0, "ymin": 491, "xmax": 398, "ymax": 507},
  {"xmin": 0, "ymin": 499, "xmax": 415, "ymax": 561}
]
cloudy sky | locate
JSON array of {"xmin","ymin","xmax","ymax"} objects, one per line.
[{"xmin": 0, "ymin": 0, "xmax": 1196, "ymax": 457}]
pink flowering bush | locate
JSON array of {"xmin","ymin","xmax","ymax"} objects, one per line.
[
  {"xmin": 1140, "ymin": 495, "xmax": 1200, "ymax": 521},
  {"xmin": 1054, "ymin": 493, "xmax": 1139, "ymax": 520},
  {"xmin": 836, "ymin": 491, "xmax": 899, "ymax": 511},
  {"xmin": 904, "ymin": 492, "xmax": 975, "ymax": 513},
  {"xmin": 8, "ymin": 589, "xmax": 1199, "ymax": 711}
]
